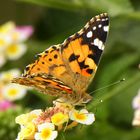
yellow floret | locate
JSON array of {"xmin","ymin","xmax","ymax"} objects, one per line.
[{"xmin": 51, "ymin": 112, "xmax": 69, "ymax": 126}]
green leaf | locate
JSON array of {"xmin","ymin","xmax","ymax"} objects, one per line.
[
  {"xmin": 16, "ymin": 0, "xmax": 133, "ymax": 16},
  {"xmin": 16, "ymin": 0, "xmax": 85, "ymax": 11}
]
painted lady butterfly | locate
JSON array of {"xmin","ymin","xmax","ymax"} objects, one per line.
[{"xmin": 12, "ymin": 13, "xmax": 109, "ymax": 106}]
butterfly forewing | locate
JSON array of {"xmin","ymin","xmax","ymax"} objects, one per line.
[
  {"xmin": 12, "ymin": 13, "xmax": 109, "ymax": 101},
  {"xmin": 61, "ymin": 13, "xmax": 109, "ymax": 90}
]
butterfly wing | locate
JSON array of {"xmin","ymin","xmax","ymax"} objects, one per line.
[
  {"xmin": 13, "ymin": 13, "xmax": 109, "ymax": 98},
  {"xmin": 60, "ymin": 13, "xmax": 109, "ymax": 92},
  {"xmin": 12, "ymin": 73, "xmax": 72, "ymax": 96}
]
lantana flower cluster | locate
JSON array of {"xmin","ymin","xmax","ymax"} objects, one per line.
[
  {"xmin": 0, "ymin": 21, "xmax": 33, "ymax": 67},
  {"xmin": 132, "ymin": 89, "xmax": 140, "ymax": 126},
  {"xmin": 0, "ymin": 69, "xmax": 27, "ymax": 111},
  {"xmin": 15, "ymin": 100, "xmax": 95, "ymax": 140}
]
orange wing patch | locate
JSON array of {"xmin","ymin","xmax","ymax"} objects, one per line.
[
  {"xmin": 24, "ymin": 46, "xmax": 67, "ymax": 77},
  {"xmin": 70, "ymin": 38, "xmax": 85, "ymax": 62},
  {"xmin": 62, "ymin": 37, "xmax": 97, "ymax": 77},
  {"xmin": 62, "ymin": 40, "xmax": 81, "ymax": 74}
]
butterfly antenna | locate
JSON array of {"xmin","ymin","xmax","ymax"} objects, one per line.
[{"xmin": 89, "ymin": 78, "xmax": 125, "ymax": 95}]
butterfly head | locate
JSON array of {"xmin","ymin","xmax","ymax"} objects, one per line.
[{"xmin": 61, "ymin": 91, "xmax": 92, "ymax": 106}]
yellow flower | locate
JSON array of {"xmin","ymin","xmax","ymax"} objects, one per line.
[
  {"xmin": 0, "ymin": 21, "xmax": 15, "ymax": 34},
  {"xmin": 0, "ymin": 21, "xmax": 33, "ymax": 68},
  {"xmin": 6, "ymin": 43, "xmax": 26, "ymax": 60},
  {"xmin": 16, "ymin": 114, "xmax": 34, "ymax": 126},
  {"xmin": 0, "ymin": 22, "xmax": 15, "ymax": 51},
  {"xmin": 69, "ymin": 109, "xmax": 95, "ymax": 125},
  {"xmin": 51, "ymin": 112, "xmax": 69, "ymax": 126},
  {"xmin": 35, "ymin": 123, "xmax": 58, "ymax": 140},
  {"xmin": 16, "ymin": 109, "xmax": 42, "ymax": 126},
  {"xmin": 0, "ymin": 69, "xmax": 20, "ymax": 83},
  {"xmin": 2, "ymin": 83, "xmax": 26, "ymax": 101},
  {"xmin": 16, "ymin": 122, "xmax": 36, "ymax": 140},
  {"xmin": 0, "ymin": 37, "xmax": 10, "ymax": 51}
]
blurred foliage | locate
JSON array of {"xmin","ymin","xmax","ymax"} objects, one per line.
[
  {"xmin": 0, "ymin": 107, "xmax": 28, "ymax": 140},
  {"xmin": 0, "ymin": 0, "xmax": 140, "ymax": 140}
]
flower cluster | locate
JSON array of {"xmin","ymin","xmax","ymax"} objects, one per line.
[
  {"xmin": 0, "ymin": 21, "xmax": 33, "ymax": 67},
  {"xmin": 132, "ymin": 89, "xmax": 140, "ymax": 126},
  {"xmin": 0, "ymin": 69, "xmax": 27, "ymax": 111},
  {"xmin": 15, "ymin": 100, "xmax": 95, "ymax": 140}
]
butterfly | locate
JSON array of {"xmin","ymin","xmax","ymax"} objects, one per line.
[{"xmin": 12, "ymin": 13, "xmax": 109, "ymax": 106}]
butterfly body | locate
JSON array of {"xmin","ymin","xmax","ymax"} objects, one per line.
[{"xmin": 12, "ymin": 13, "xmax": 109, "ymax": 106}]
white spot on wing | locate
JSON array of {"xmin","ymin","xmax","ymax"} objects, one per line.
[
  {"xmin": 103, "ymin": 26, "xmax": 109, "ymax": 32},
  {"xmin": 93, "ymin": 26, "xmax": 96, "ymax": 30},
  {"xmin": 102, "ymin": 19, "xmax": 106, "ymax": 21},
  {"xmin": 98, "ymin": 24, "xmax": 102, "ymax": 28},
  {"xmin": 93, "ymin": 38, "xmax": 104, "ymax": 50},
  {"xmin": 86, "ymin": 31, "xmax": 93, "ymax": 38}
]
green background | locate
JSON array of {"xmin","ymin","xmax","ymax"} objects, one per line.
[{"xmin": 0, "ymin": 0, "xmax": 140, "ymax": 140}]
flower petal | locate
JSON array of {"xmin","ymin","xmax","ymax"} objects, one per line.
[
  {"xmin": 20, "ymin": 122, "xmax": 36, "ymax": 139},
  {"xmin": 79, "ymin": 109, "xmax": 89, "ymax": 114},
  {"xmin": 132, "ymin": 109, "xmax": 140, "ymax": 126},
  {"xmin": 38, "ymin": 123, "xmax": 55, "ymax": 132},
  {"xmin": 0, "ymin": 100, "xmax": 13, "ymax": 111},
  {"xmin": 15, "ymin": 114, "xmax": 29, "ymax": 125},
  {"xmin": 132, "ymin": 91, "xmax": 140, "ymax": 109},
  {"xmin": 69, "ymin": 109, "xmax": 95, "ymax": 125},
  {"xmin": 84, "ymin": 113, "xmax": 95, "ymax": 125},
  {"xmin": 31, "ymin": 109, "xmax": 43, "ymax": 116},
  {"xmin": 51, "ymin": 112, "xmax": 68, "ymax": 126},
  {"xmin": 15, "ymin": 26, "xmax": 33, "ymax": 42},
  {"xmin": 34, "ymin": 132, "xmax": 41, "ymax": 140},
  {"xmin": 48, "ymin": 131, "xmax": 58, "ymax": 140},
  {"xmin": 6, "ymin": 43, "xmax": 27, "ymax": 60},
  {"xmin": 2, "ymin": 83, "xmax": 27, "ymax": 101},
  {"xmin": 0, "ymin": 69, "xmax": 21, "ymax": 82},
  {"xmin": 35, "ymin": 123, "xmax": 58, "ymax": 140}
]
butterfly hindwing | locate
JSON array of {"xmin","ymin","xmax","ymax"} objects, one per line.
[{"xmin": 13, "ymin": 73, "xmax": 72, "ymax": 96}]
